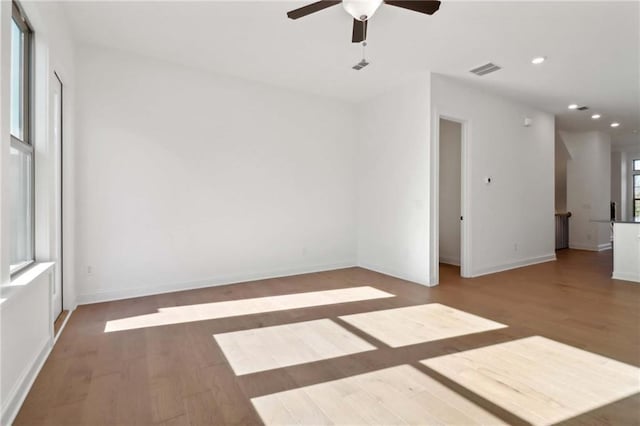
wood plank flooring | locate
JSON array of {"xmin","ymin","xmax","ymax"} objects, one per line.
[
  {"xmin": 14, "ymin": 250, "xmax": 640, "ymax": 425},
  {"xmin": 339, "ymin": 303, "xmax": 507, "ymax": 348},
  {"xmin": 252, "ymin": 365, "xmax": 508, "ymax": 425},
  {"xmin": 214, "ymin": 319, "xmax": 376, "ymax": 375},
  {"xmin": 103, "ymin": 286, "xmax": 394, "ymax": 333},
  {"xmin": 422, "ymin": 336, "xmax": 640, "ymax": 425}
]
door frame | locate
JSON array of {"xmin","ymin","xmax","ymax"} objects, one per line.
[
  {"xmin": 429, "ymin": 111, "xmax": 471, "ymax": 285},
  {"xmin": 53, "ymin": 71, "xmax": 63, "ymax": 318}
]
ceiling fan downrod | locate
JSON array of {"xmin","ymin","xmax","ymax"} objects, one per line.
[{"xmin": 353, "ymin": 41, "xmax": 369, "ymax": 71}]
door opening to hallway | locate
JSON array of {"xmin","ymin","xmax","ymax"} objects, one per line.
[{"xmin": 439, "ymin": 118, "xmax": 463, "ymax": 279}]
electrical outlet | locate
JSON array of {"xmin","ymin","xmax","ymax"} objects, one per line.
[{"xmin": 87, "ymin": 265, "xmax": 94, "ymax": 275}]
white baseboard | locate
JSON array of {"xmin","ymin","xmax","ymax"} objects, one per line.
[
  {"xmin": 439, "ymin": 256, "xmax": 460, "ymax": 266},
  {"xmin": 357, "ymin": 261, "xmax": 432, "ymax": 287},
  {"xmin": 1, "ymin": 337, "xmax": 52, "ymax": 426},
  {"xmin": 612, "ymin": 271, "xmax": 640, "ymax": 283},
  {"xmin": 568, "ymin": 243, "xmax": 599, "ymax": 251},
  {"xmin": 77, "ymin": 260, "xmax": 357, "ymax": 305},
  {"xmin": 54, "ymin": 309, "xmax": 74, "ymax": 343},
  {"xmin": 471, "ymin": 253, "xmax": 557, "ymax": 277},
  {"xmin": 569, "ymin": 243, "xmax": 612, "ymax": 252}
]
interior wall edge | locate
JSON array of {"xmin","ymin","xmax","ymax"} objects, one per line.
[
  {"xmin": 357, "ymin": 261, "xmax": 432, "ymax": 287},
  {"xmin": 569, "ymin": 243, "xmax": 604, "ymax": 252},
  {"xmin": 469, "ymin": 253, "xmax": 556, "ymax": 278}
]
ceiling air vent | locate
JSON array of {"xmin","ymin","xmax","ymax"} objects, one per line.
[
  {"xmin": 577, "ymin": 106, "xmax": 589, "ymax": 111},
  {"xmin": 470, "ymin": 62, "xmax": 502, "ymax": 76}
]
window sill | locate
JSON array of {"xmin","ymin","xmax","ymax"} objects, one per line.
[
  {"xmin": 1, "ymin": 262, "xmax": 55, "ymax": 307},
  {"xmin": 9, "ymin": 260, "xmax": 35, "ymax": 276}
]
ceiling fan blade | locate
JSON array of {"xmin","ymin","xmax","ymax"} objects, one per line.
[
  {"xmin": 384, "ymin": 0, "xmax": 441, "ymax": 15},
  {"xmin": 287, "ymin": 1, "xmax": 341, "ymax": 19},
  {"xmin": 352, "ymin": 19, "xmax": 368, "ymax": 43}
]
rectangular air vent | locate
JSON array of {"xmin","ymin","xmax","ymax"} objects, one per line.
[
  {"xmin": 470, "ymin": 62, "xmax": 502, "ymax": 76},
  {"xmin": 577, "ymin": 106, "xmax": 589, "ymax": 111}
]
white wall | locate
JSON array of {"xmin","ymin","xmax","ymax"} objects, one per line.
[
  {"xmin": 431, "ymin": 75, "xmax": 556, "ymax": 277},
  {"xmin": 0, "ymin": 1, "xmax": 76, "ymax": 423},
  {"xmin": 75, "ymin": 46, "xmax": 357, "ymax": 303},
  {"xmin": 356, "ymin": 75, "xmax": 431, "ymax": 285},
  {"xmin": 612, "ymin": 223, "xmax": 640, "ymax": 282},
  {"xmin": 562, "ymin": 131, "xmax": 612, "ymax": 250},
  {"xmin": 21, "ymin": 0, "xmax": 78, "ymax": 312},
  {"xmin": 0, "ymin": 264, "xmax": 54, "ymax": 425},
  {"xmin": 439, "ymin": 119, "xmax": 461, "ymax": 266}
]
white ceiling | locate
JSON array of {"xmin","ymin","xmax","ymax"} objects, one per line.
[{"xmin": 61, "ymin": 1, "xmax": 639, "ymax": 146}]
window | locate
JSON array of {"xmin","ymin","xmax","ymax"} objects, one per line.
[
  {"xmin": 634, "ymin": 159, "xmax": 640, "ymax": 172},
  {"xmin": 9, "ymin": 2, "xmax": 33, "ymax": 274},
  {"xmin": 634, "ymin": 173, "xmax": 640, "ymax": 221}
]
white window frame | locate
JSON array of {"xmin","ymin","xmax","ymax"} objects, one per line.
[{"xmin": 9, "ymin": 1, "xmax": 35, "ymax": 276}]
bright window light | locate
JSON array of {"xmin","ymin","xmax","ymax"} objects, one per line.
[
  {"xmin": 103, "ymin": 286, "xmax": 394, "ymax": 332},
  {"xmin": 214, "ymin": 319, "xmax": 376, "ymax": 375},
  {"xmin": 422, "ymin": 336, "xmax": 640, "ymax": 426},
  {"xmin": 9, "ymin": 4, "xmax": 34, "ymax": 275},
  {"xmin": 251, "ymin": 364, "xmax": 507, "ymax": 425},
  {"xmin": 339, "ymin": 303, "xmax": 507, "ymax": 347}
]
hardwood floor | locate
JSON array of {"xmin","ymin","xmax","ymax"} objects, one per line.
[
  {"xmin": 214, "ymin": 319, "xmax": 376, "ymax": 375},
  {"xmin": 14, "ymin": 250, "xmax": 640, "ymax": 425},
  {"xmin": 339, "ymin": 303, "xmax": 507, "ymax": 348},
  {"xmin": 252, "ymin": 364, "xmax": 508, "ymax": 425},
  {"xmin": 422, "ymin": 336, "xmax": 640, "ymax": 425}
]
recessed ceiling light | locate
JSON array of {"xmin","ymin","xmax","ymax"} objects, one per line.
[
  {"xmin": 531, "ymin": 56, "xmax": 546, "ymax": 65},
  {"xmin": 610, "ymin": 122, "xmax": 620, "ymax": 128},
  {"xmin": 591, "ymin": 114, "xmax": 601, "ymax": 119},
  {"xmin": 568, "ymin": 104, "xmax": 579, "ymax": 110}
]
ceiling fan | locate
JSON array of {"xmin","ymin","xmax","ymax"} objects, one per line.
[{"xmin": 286, "ymin": 0, "xmax": 441, "ymax": 43}]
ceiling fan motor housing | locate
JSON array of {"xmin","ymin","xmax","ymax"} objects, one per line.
[{"xmin": 343, "ymin": 0, "xmax": 383, "ymax": 21}]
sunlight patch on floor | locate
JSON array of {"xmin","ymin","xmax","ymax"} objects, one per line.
[
  {"xmin": 422, "ymin": 335, "xmax": 640, "ymax": 426},
  {"xmin": 214, "ymin": 319, "xmax": 376, "ymax": 375},
  {"xmin": 251, "ymin": 364, "xmax": 508, "ymax": 425},
  {"xmin": 104, "ymin": 286, "xmax": 394, "ymax": 332},
  {"xmin": 339, "ymin": 303, "xmax": 507, "ymax": 347}
]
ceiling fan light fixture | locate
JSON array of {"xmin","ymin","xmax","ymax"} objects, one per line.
[{"xmin": 343, "ymin": 0, "xmax": 383, "ymax": 21}]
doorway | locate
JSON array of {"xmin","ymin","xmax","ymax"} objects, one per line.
[
  {"xmin": 439, "ymin": 118, "xmax": 462, "ymax": 279},
  {"xmin": 52, "ymin": 72, "xmax": 63, "ymax": 325},
  {"xmin": 430, "ymin": 114, "xmax": 469, "ymax": 285},
  {"xmin": 439, "ymin": 119, "xmax": 462, "ymax": 272}
]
